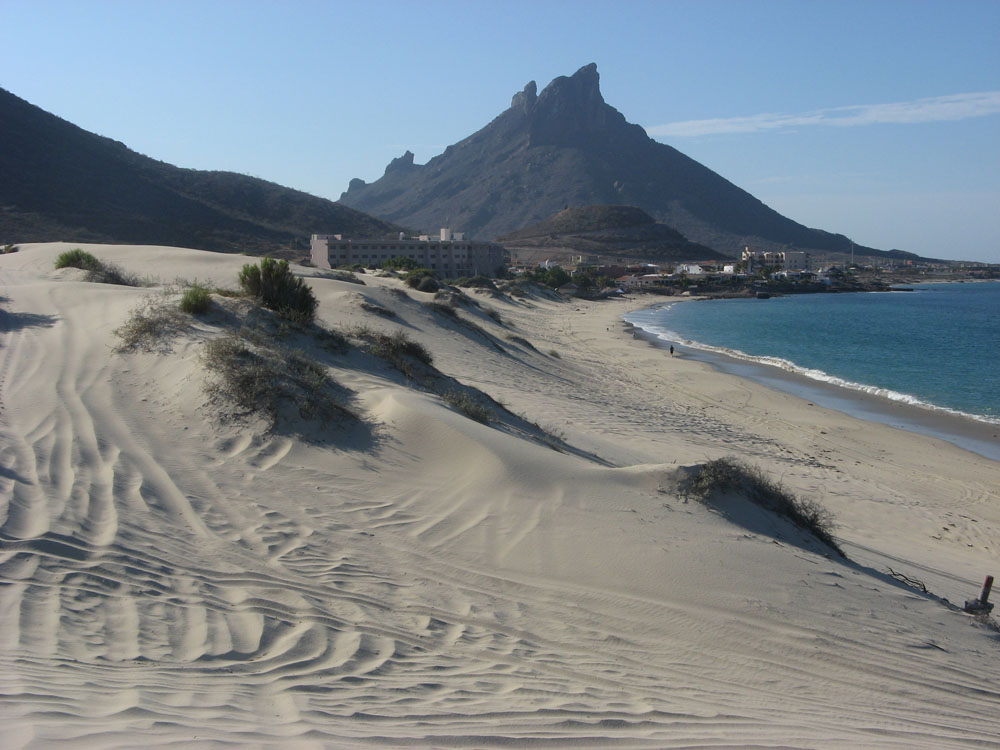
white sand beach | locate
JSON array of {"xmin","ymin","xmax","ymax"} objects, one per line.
[{"xmin": 1, "ymin": 243, "xmax": 998, "ymax": 749}]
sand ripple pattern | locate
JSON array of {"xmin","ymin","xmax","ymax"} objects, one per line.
[{"xmin": 1, "ymin": 273, "xmax": 998, "ymax": 748}]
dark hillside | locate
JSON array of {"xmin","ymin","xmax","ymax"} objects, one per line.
[
  {"xmin": 0, "ymin": 87, "xmax": 400, "ymax": 259},
  {"xmin": 499, "ymin": 205, "xmax": 728, "ymax": 262}
]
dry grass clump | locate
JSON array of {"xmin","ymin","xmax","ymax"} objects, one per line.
[
  {"xmin": 323, "ymin": 269, "xmax": 364, "ymax": 285},
  {"xmin": 442, "ymin": 389, "xmax": 494, "ymax": 424},
  {"xmin": 368, "ymin": 330, "xmax": 433, "ymax": 378},
  {"xmin": 452, "ymin": 275, "xmax": 498, "ymax": 291},
  {"xmin": 201, "ymin": 328, "xmax": 355, "ymax": 432},
  {"xmin": 688, "ymin": 457, "xmax": 842, "ymax": 556},
  {"xmin": 427, "ymin": 301, "xmax": 458, "ymax": 318},
  {"xmin": 113, "ymin": 296, "xmax": 189, "ymax": 353},
  {"xmin": 360, "ymin": 301, "xmax": 396, "ymax": 317},
  {"xmin": 506, "ymin": 334, "xmax": 537, "ymax": 352},
  {"xmin": 314, "ymin": 325, "xmax": 351, "ymax": 354}
]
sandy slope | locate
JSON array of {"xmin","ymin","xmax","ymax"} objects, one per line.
[{"xmin": 1, "ymin": 243, "xmax": 998, "ymax": 749}]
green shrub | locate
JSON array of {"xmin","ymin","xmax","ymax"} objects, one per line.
[
  {"xmin": 687, "ymin": 457, "xmax": 842, "ymax": 555},
  {"xmin": 455, "ymin": 275, "xmax": 498, "ymax": 290},
  {"xmin": 55, "ymin": 248, "xmax": 103, "ymax": 272},
  {"xmin": 238, "ymin": 258, "xmax": 318, "ymax": 323},
  {"xmin": 382, "ymin": 256, "xmax": 420, "ymax": 271},
  {"xmin": 2, "ymin": 244, "xmax": 18, "ymax": 254},
  {"xmin": 416, "ymin": 276, "xmax": 440, "ymax": 293},
  {"xmin": 404, "ymin": 268, "xmax": 439, "ymax": 292},
  {"xmin": 179, "ymin": 284, "xmax": 212, "ymax": 314}
]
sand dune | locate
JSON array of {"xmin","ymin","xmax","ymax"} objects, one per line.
[{"xmin": 1, "ymin": 243, "xmax": 998, "ymax": 748}]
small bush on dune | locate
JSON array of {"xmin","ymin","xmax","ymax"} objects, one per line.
[
  {"xmin": 687, "ymin": 457, "xmax": 842, "ymax": 555},
  {"xmin": 202, "ymin": 328, "xmax": 354, "ymax": 432},
  {"xmin": 442, "ymin": 389, "xmax": 494, "ymax": 424},
  {"xmin": 371, "ymin": 330, "xmax": 432, "ymax": 365},
  {"xmin": 238, "ymin": 258, "xmax": 317, "ymax": 323},
  {"xmin": 114, "ymin": 297, "xmax": 188, "ymax": 353},
  {"xmin": 416, "ymin": 276, "xmax": 439, "ymax": 293},
  {"xmin": 506, "ymin": 334, "xmax": 537, "ymax": 351},
  {"xmin": 427, "ymin": 301, "xmax": 458, "ymax": 318},
  {"xmin": 55, "ymin": 248, "xmax": 103, "ymax": 272},
  {"xmin": 454, "ymin": 275, "xmax": 498, "ymax": 290},
  {"xmin": 91, "ymin": 263, "xmax": 143, "ymax": 286},
  {"xmin": 381, "ymin": 256, "xmax": 420, "ymax": 271},
  {"xmin": 179, "ymin": 284, "xmax": 212, "ymax": 314},
  {"xmin": 314, "ymin": 325, "xmax": 351, "ymax": 354},
  {"xmin": 368, "ymin": 330, "xmax": 433, "ymax": 379},
  {"xmin": 360, "ymin": 301, "xmax": 396, "ymax": 317},
  {"xmin": 404, "ymin": 268, "xmax": 439, "ymax": 292},
  {"xmin": 54, "ymin": 248, "xmax": 142, "ymax": 286}
]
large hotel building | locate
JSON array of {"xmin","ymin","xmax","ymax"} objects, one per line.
[{"xmin": 311, "ymin": 229, "xmax": 508, "ymax": 277}]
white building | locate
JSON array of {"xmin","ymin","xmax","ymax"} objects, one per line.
[
  {"xmin": 311, "ymin": 229, "xmax": 508, "ymax": 277},
  {"xmin": 677, "ymin": 263, "xmax": 705, "ymax": 276},
  {"xmin": 741, "ymin": 247, "xmax": 810, "ymax": 272}
]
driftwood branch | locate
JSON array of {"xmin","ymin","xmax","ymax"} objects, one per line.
[{"xmin": 887, "ymin": 567, "xmax": 928, "ymax": 594}]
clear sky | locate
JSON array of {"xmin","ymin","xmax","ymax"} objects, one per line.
[{"xmin": 3, "ymin": 0, "xmax": 998, "ymax": 262}]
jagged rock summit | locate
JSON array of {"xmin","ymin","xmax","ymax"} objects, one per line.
[{"xmin": 340, "ymin": 64, "xmax": 879, "ymax": 258}]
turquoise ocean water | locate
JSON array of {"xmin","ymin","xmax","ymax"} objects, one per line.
[{"xmin": 625, "ymin": 282, "xmax": 1000, "ymax": 443}]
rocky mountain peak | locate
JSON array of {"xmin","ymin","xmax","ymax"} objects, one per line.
[
  {"xmin": 526, "ymin": 63, "xmax": 625, "ymax": 147},
  {"xmin": 537, "ymin": 62, "xmax": 602, "ymax": 106},
  {"xmin": 384, "ymin": 149, "xmax": 416, "ymax": 175},
  {"xmin": 510, "ymin": 80, "xmax": 537, "ymax": 112},
  {"xmin": 336, "ymin": 64, "xmax": 870, "ymax": 259}
]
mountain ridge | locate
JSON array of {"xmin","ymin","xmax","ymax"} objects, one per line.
[{"xmin": 0, "ymin": 87, "xmax": 402, "ymax": 258}]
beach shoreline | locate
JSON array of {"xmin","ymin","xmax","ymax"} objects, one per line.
[
  {"xmin": 621, "ymin": 293, "xmax": 999, "ymax": 462},
  {"xmin": 626, "ymin": 318, "xmax": 1000, "ymax": 462}
]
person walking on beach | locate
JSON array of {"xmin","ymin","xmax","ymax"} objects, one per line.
[{"xmin": 670, "ymin": 345, "xmax": 674, "ymax": 356}]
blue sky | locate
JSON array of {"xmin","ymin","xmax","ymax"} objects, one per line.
[{"xmin": 3, "ymin": 0, "xmax": 998, "ymax": 262}]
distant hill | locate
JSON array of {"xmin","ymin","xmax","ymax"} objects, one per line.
[
  {"xmin": 0, "ymin": 87, "xmax": 401, "ymax": 259},
  {"xmin": 340, "ymin": 63, "xmax": 920, "ymax": 262},
  {"xmin": 499, "ymin": 205, "xmax": 728, "ymax": 262}
]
